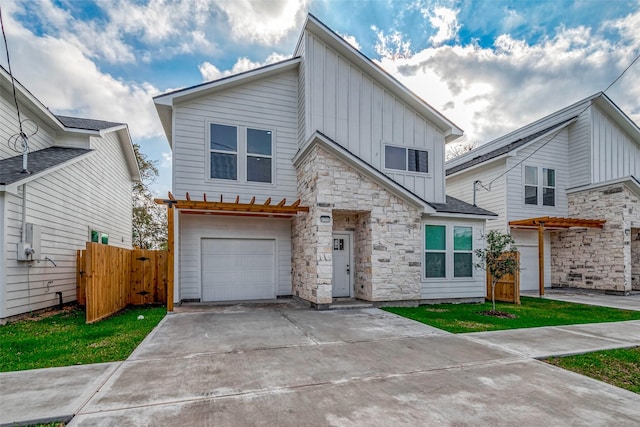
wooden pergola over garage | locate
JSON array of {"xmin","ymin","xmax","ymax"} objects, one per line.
[
  {"xmin": 508, "ymin": 216, "xmax": 606, "ymax": 296},
  {"xmin": 155, "ymin": 192, "xmax": 309, "ymax": 311}
]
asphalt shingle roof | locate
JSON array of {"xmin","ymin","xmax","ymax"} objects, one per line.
[
  {"xmin": 56, "ymin": 115, "xmax": 123, "ymax": 131},
  {"xmin": 446, "ymin": 117, "xmax": 577, "ymax": 176},
  {"xmin": 427, "ymin": 196, "xmax": 498, "ymax": 216},
  {"xmin": 0, "ymin": 147, "xmax": 92, "ymax": 185}
]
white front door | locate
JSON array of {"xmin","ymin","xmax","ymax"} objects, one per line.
[{"xmin": 332, "ymin": 233, "xmax": 352, "ymax": 297}]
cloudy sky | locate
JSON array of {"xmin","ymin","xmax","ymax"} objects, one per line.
[{"xmin": 2, "ymin": 0, "xmax": 639, "ymax": 195}]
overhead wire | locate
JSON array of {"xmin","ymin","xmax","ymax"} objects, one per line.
[{"xmin": 474, "ymin": 49, "xmax": 640, "ymax": 194}]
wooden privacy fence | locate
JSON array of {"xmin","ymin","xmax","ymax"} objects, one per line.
[
  {"xmin": 77, "ymin": 242, "xmax": 168, "ymax": 323},
  {"xmin": 486, "ymin": 252, "xmax": 520, "ymax": 305}
]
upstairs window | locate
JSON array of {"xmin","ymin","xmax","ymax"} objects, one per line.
[
  {"xmin": 524, "ymin": 166, "xmax": 555, "ymax": 207},
  {"xmin": 247, "ymin": 128, "xmax": 272, "ymax": 183},
  {"xmin": 385, "ymin": 145, "xmax": 428, "ymax": 173},
  {"xmin": 209, "ymin": 124, "xmax": 273, "ymax": 183},
  {"xmin": 210, "ymin": 124, "xmax": 237, "ymax": 180}
]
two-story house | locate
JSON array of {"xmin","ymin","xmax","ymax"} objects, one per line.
[
  {"xmin": 154, "ymin": 14, "xmax": 496, "ymax": 309},
  {"xmin": 446, "ymin": 93, "xmax": 640, "ymax": 295},
  {"xmin": 0, "ymin": 65, "xmax": 140, "ymax": 322}
]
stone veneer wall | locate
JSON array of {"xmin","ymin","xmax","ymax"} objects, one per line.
[
  {"xmin": 551, "ymin": 183, "xmax": 640, "ymax": 293},
  {"xmin": 292, "ymin": 145, "xmax": 423, "ymax": 305}
]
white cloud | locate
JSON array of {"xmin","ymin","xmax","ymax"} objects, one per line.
[
  {"xmin": 1, "ymin": 6, "xmax": 162, "ymax": 141},
  {"xmin": 160, "ymin": 151, "xmax": 172, "ymax": 168},
  {"xmin": 215, "ymin": 0, "xmax": 309, "ymax": 45},
  {"xmin": 198, "ymin": 52, "xmax": 291, "ymax": 81},
  {"xmin": 425, "ymin": 6, "xmax": 461, "ymax": 46},
  {"xmin": 371, "ymin": 25, "xmax": 412, "ymax": 59},
  {"xmin": 339, "ymin": 33, "xmax": 361, "ymax": 50},
  {"xmin": 502, "ymin": 8, "xmax": 525, "ymax": 31},
  {"xmin": 377, "ymin": 9, "xmax": 640, "ymax": 146}
]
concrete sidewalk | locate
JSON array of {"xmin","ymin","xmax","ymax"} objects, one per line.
[
  {"xmin": 523, "ymin": 289, "xmax": 640, "ymax": 311},
  {"xmin": 2, "ymin": 307, "xmax": 640, "ymax": 426}
]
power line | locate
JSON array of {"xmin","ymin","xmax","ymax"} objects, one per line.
[
  {"xmin": 0, "ymin": 5, "xmax": 24, "ymax": 134},
  {"xmin": 475, "ymin": 49, "xmax": 640, "ymax": 195}
]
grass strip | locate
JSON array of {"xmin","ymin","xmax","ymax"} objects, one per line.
[
  {"xmin": 0, "ymin": 305, "xmax": 165, "ymax": 372},
  {"xmin": 546, "ymin": 347, "xmax": 640, "ymax": 394},
  {"xmin": 383, "ymin": 296, "xmax": 640, "ymax": 333}
]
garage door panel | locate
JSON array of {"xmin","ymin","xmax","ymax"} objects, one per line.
[{"xmin": 201, "ymin": 238, "xmax": 276, "ymax": 301}]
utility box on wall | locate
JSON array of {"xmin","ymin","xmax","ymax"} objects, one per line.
[{"xmin": 17, "ymin": 223, "xmax": 41, "ymax": 261}]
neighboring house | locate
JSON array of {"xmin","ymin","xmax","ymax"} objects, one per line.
[
  {"xmin": 153, "ymin": 14, "xmax": 496, "ymax": 309},
  {"xmin": 446, "ymin": 93, "xmax": 640, "ymax": 294},
  {"xmin": 0, "ymin": 66, "xmax": 140, "ymax": 322}
]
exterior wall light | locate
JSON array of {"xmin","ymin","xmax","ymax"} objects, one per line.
[{"xmin": 320, "ymin": 215, "xmax": 331, "ymax": 223}]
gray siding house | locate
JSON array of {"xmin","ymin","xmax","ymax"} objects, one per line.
[
  {"xmin": 447, "ymin": 93, "xmax": 640, "ymax": 294},
  {"xmin": 154, "ymin": 15, "xmax": 496, "ymax": 309},
  {"xmin": 0, "ymin": 66, "xmax": 140, "ymax": 321}
]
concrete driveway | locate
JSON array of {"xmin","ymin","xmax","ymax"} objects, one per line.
[
  {"xmin": 57, "ymin": 304, "xmax": 640, "ymax": 426},
  {"xmin": 3, "ymin": 303, "xmax": 639, "ymax": 426}
]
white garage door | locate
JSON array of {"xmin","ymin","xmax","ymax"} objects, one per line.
[
  {"xmin": 201, "ymin": 238, "xmax": 276, "ymax": 301},
  {"xmin": 518, "ymin": 245, "xmax": 539, "ymax": 291}
]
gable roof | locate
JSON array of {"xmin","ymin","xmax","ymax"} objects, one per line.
[
  {"xmin": 299, "ymin": 14, "xmax": 463, "ymax": 143},
  {"xmin": 1, "ymin": 65, "xmax": 140, "ymax": 182},
  {"xmin": 293, "ymin": 131, "xmax": 496, "ymax": 218},
  {"xmin": 153, "ymin": 14, "xmax": 463, "ymax": 147},
  {"xmin": 56, "ymin": 115, "xmax": 125, "ymax": 132},
  {"xmin": 446, "ymin": 92, "xmax": 640, "ymax": 176},
  {"xmin": 446, "ymin": 117, "xmax": 577, "ymax": 176},
  {"xmin": 0, "ymin": 147, "xmax": 93, "ymax": 188}
]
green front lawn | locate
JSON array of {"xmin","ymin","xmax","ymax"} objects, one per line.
[
  {"xmin": 0, "ymin": 305, "xmax": 165, "ymax": 372},
  {"xmin": 383, "ymin": 297, "xmax": 640, "ymax": 333},
  {"xmin": 546, "ymin": 347, "xmax": 640, "ymax": 394}
]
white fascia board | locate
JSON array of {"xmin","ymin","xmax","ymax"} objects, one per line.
[
  {"xmin": 446, "ymin": 118, "xmax": 576, "ymax": 176},
  {"xmin": 1, "ymin": 150, "xmax": 97, "ymax": 195},
  {"xmin": 294, "ymin": 132, "xmax": 436, "ymax": 214},
  {"xmin": 445, "ymin": 155, "xmax": 509, "ymax": 179},
  {"xmin": 115, "ymin": 127, "xmax": 141, "ymax": 182},
  {"xmin": 304, "ymin": 15, "xmax": 463, "ymax": 141}
]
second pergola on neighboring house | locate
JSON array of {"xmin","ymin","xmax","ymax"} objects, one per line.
[
  {"xmin": 508, "ymin": 216, "xmax": 606, "ymax": 295},
  {"xmin": 155, "ymin": 192, "xmax": 309, "ymax": 310}
]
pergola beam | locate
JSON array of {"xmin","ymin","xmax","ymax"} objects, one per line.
[{"xmin": 154, "ymin": 194, "xmax": 309, "ymax": 215}]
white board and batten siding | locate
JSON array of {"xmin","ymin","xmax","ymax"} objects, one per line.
[
  {"xmin": 446, "ymin": 160, "xmax": 508, "ymax": 232},
  {"xmin": 172, "ymin": 70, "xmax": 300, "ymax": 203},
  {"xmin": 420, "ymin": 217, "xmax": 486, "ymax": 300},
  {"xmin": 2, "ymin": 132, "xmax": 133, "ymax": 318},
  {"xmin": 591, "ymin": 105, "xmax": 640, "ymax": 184},
  {"xmin": 303, "ymin": 34, "xmax": 446, "ymax": 203},
  {"xmin": 178, "ymin": 215, "xmax": 292, "ymax": 302}
]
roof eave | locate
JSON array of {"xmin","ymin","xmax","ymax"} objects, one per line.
[
  {"xmin": 0, "ymin": 150, "xmax": 96, "ymax": 194},
  {"xmin": 304, "ymin": 15, "xmax": 463, "ymax": 139}
]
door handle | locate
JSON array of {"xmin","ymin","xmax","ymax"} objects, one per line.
[{"xmin": 346, "ymin": 264, "xmax": 350, "ymax": 275}]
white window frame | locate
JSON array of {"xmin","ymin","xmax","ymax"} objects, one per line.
[
  {"xmin": 384, "ymin": 144, "xmax": 429, "ymax": 175},
  {"xmin": 423, "ymin": 223, "xmax": 475, "ymax": 281},
  {"xmin": 206, "ymin": 122, "xmax": 275, "ymax": 186},
  {"xmin": 523, "ymin": 165, "xmax": 555, "ymax": 207},
  {"xmin": 452, "ymin": 226, "xmax": 474, "ymax": 278}
]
